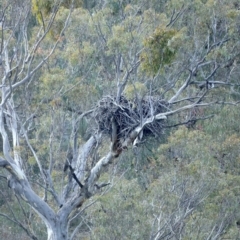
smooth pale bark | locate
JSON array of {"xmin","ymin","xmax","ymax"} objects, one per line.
[{"xmin": 2, "ymin": 162, "xmax": 67, "ymax": 240}]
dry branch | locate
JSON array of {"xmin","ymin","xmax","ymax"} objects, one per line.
[{"xmin": 93, "ymin": 95, "xmax": 168, "ymax": 141}]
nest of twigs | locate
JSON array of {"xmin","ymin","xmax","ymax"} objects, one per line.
[{"xmin": 93, "ymin": 95, "xmax": 168, "ymax": 140}]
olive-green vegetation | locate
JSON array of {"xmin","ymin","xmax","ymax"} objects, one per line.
[{"xmin": 1, "ymin": 0, "xmax": 240, "ymax": 239}]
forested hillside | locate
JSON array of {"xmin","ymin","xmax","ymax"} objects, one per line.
[{"xmin": 1, "ymin": 0, "xmax": 240, "ymax": 239}]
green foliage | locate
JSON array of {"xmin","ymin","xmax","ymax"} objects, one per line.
[
  {"xmin": 89, "ymin": 179, "xmax": 152, "ymax": 240},
  {"xmin": 31, "ymin": 0, "xmax": 80, "ymax": 40},
  {"xmin": 32, "ymin": 0, "xmax": 82, "ymax": 21},
  {"xmin": 203, "ymin": 105, "xmax": 240, "ymax": 139},
  {"xmin": 32, "ymin": 0, "xmax": 52, "ymax": 21},
  {"xmin": 40, "ymin": 67, "xmax": 66, "ymax": 94},
  {"xmin": 107, "ymin": 25, "xmax": 131, "ymax": 54},
  {"xmin": 81, "ymin": 111, "xmax": 240, "ymax": 238},
  {"xmin": 140, "ymin": 27, "xmax": 179, "ymax": 75},
  {"xmin": 124, "ymin": 82, "xmax": 147, "ymax": 99}
]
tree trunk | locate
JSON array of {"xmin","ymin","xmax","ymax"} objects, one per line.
[
  {"xmin": 4, "ymin": 168, "xmax": 69, "ymax": 240},
  {"xmin": 46, "ymin": 220, "xmax": 68, "ymax": 240}
]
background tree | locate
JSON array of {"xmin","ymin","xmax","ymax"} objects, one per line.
[{"xmin": 1, "ymin": 0, "xmax": 240, "ymax": 239}]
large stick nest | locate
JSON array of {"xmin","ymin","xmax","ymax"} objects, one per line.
[{"xmin": 93, "ymin": 95, "xmax": 168, "ymax": 140}]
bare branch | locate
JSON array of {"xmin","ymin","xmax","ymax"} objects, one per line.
[
  {"xmin": 166, "ymin": 4, "xmax": 186, "ymax": 27},
  {"xmin": 0, "ymin": 3, "xmax": 72, "ymax": 108},
  {"xmin": 0, "ymin": 212, "xmax": 38, "ymax": 240},
  {"xmin": 168, "ymin": 72, "xmax": 193, "ymax": 104}
]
